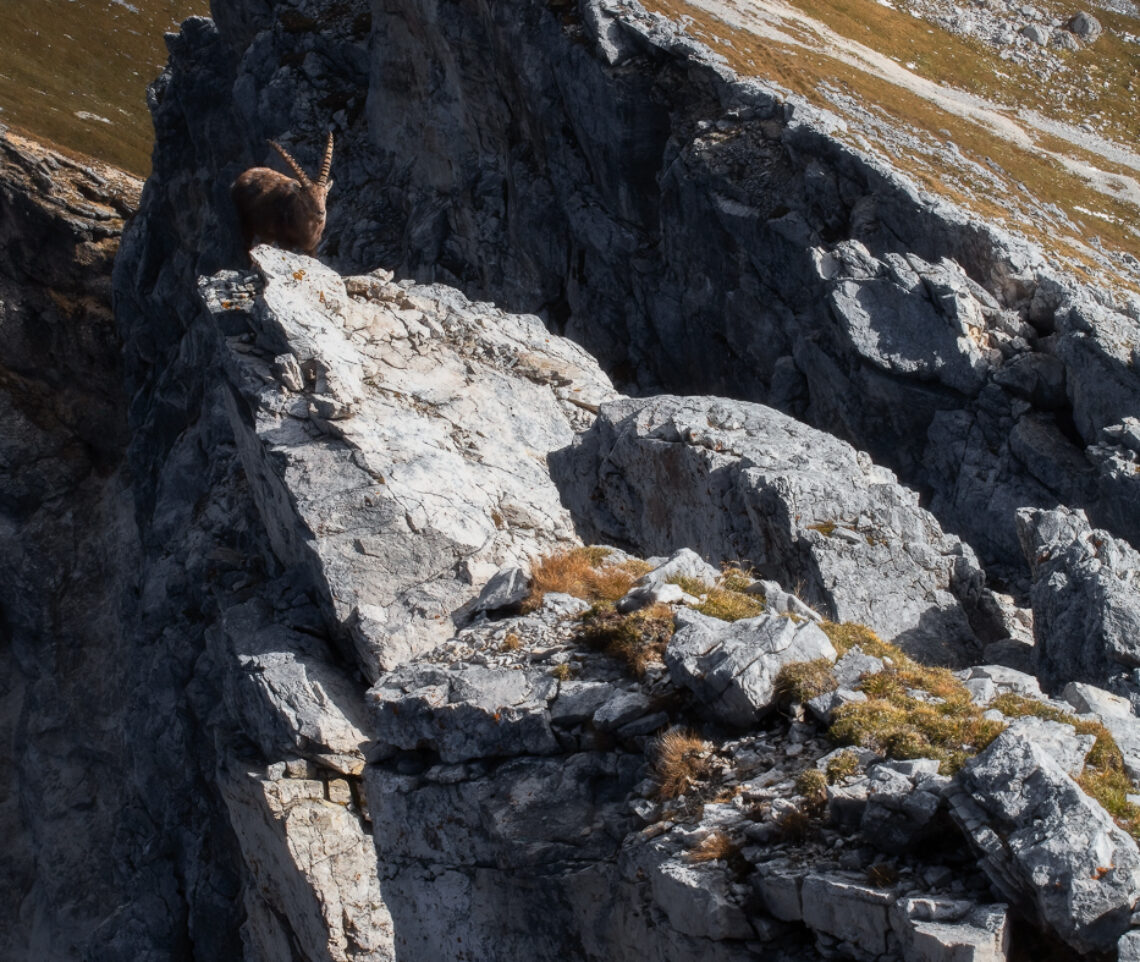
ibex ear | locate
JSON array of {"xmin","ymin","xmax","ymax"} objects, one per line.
[{"xmin": 326, "ymin": 180, "xmax": 335, "ymax": 193}]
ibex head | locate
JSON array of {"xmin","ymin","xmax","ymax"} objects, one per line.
[{"xmin": 231, "ymin": 132, "xmax": 335, "ymax": 258}]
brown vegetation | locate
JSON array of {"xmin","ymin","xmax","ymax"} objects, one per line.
[
  {"xmin": 685, "ymin": 830, "xmax": 739, "ymax": 862},
  {"xmin": 522, "ymin": 547, "xmax": 651, "ymax": 612},
  {"xmin": 654, "ymin": 728, "xmax": 713, "ymax": 799},
  {"xmin": 580, "ymin": 602, "xmax": 675, "ymax": 676}
]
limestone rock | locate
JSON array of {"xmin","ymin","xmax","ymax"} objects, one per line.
[
  {"xmin": 206, "ymin": 247, "xmax": 616, "ymax": 679},
  {"xmin": 369, "ymin": 664, "xmax": 560, "ymax": 763},
  {"xmin": 1003, "ymin": 716, "xmax": 1094, "ymax": 778},
  {"xmin": 815, "ymin": 242, "xmax": 997, "ymax": 398},
  {"xmin": 560, "ymin": 394, "xmax": 996, "ymax": 664},
  {"xmin": 637, "ymin": 547, "xmax": 722, "ymax": 588},
  {"xmin": 861, "ymin": 762, "xmax": 950, "ymax": 854},
  {"xmin": 1066, "ymin": 11, "xmax": 1103, "ymax": 42},
  {"xmin": 891, "ymin": 899, "xmax": 1009, "ymax": 962},
  {"xmin": 471, "ymin": 565, "xmax": 531, "ymax": 614},
  {"xmin": 216, "ymin": 597, "xmax": 371, "ymax": 775},
  {"xmin": 1062, "ymin": 682, "xmax": 1140, "ymax": 781},
  {"xmin": 646, "ymin": 846, "xmax": 755, "ymax": 940},
  {"xmin": 665, "ymin": 607, "xmax": 837, "ymax": 727},
  {"xmin": 219, "ymin": 764, "xmax": 392, "ymax": 962},
  {"xmin": 952, "ymin": 729, "xmax": 1140, "ymax": 953},
  {"xmin": 1016, "ymin": 506, "xmax": 1140, "ymax": 689},
  {"xmin": 801, "ymin": 873, "xmax": 896, "ymax": 957}
]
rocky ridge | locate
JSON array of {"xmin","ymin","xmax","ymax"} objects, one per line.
[
  {"xmin": 188, "ymin": 241, "xmax": 1140, "ymax": 960},
  {"xmin": 3, "ymin": 0, "xmax": 1140, "ymax": 958}
]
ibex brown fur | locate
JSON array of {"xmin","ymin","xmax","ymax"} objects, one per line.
[{"xmin": 231, "ymin": 132, "xmax": 334, "ymax": 257}]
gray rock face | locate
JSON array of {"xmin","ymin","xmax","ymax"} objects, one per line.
[
  {"xmin": 800, "ymin": 873, "xmax": 897, "ymax": 958},
  {"xmin": 1062, "ymin": 682, "xmax": 1140, "ymax": 782},
  {"xmin": 10, "ymin": 0, "xmax": 1140, "ymax": 954},
  {"xmin": 369, "ymin": 665, "xmax": 560, "ymax": 763},
  {"xmin": 559, "ymin": 394, "xmax": 996, "ymax": 664},
  {"xmin": 892, "ymin": 899, "xmax": 1009, "ymax": 962},
  {"xmin": 0, "ymin": 130, "xmax": 156, "ymax": 962},
  {"xmin": 207, "ymin": 246, "xmax": 614, "ymax": 679},
  {"xmin": 952, "ymin": 729, "xmax": 1140, "ymax": 953},
  {"xmin": 815, "ymin": 242, "xmax": 997, "ymax": 398},
  {"xmin": 861, "ymin": 762, "xmax": 950, "ymax": 854},
  {"xmin": 216, "ymin": 598, "xmax": 371, "ymax": 775},
  {"xmin": 1016, "ymin": 506, "xmax": 1140, "ymax": 689},
  {"xmin": 665, "ymin": 608, "xmax": 837, "ymax": 726}
]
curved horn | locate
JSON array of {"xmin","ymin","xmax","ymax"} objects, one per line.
[
  {"xmin": 269, "ymin": 140, "xmax": 312, "ymax": 188},
  {"xmin": 318, "ymin": 131, "xmax": 334, "ymax": 186}
]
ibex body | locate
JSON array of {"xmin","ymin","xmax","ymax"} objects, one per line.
[{"xmin": 232, "ymin": 133, "xmax": 334, "ymax": 257}]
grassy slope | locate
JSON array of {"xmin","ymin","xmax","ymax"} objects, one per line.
[{"xmin": 646, "ymin": 0, "xmax": 1140, "ymax": 288}]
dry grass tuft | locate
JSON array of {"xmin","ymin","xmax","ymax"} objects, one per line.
[
  {"xmin": 580, "ymin": 602, "xmax": 675, "ymax": 677},
  {"xmin": 654, "ymin": 728, "xmax": 713, "ymax": 799},
  {"xmin": 820, "ymin": 621, "xmax": 894, "ymax": 659},
  {"xmin": 795, "ymin": 768, "xmax": 829, "ymax": 815},
  {"xmin": 825, "ymin": 750, "xmax": 861, "ymax": 784},
  {"xmin": 774, "ymin": 804, "xmax": 813, "ymax": 841},
  {"xmin": 824, "ymin": 623, "xmax": 1003, "ymax": 773},
  {"xmin": 551, "ymin": 662, "xmax": 575, "ymax": 682},
  {"xmin": 686, "ymin": 830, "xmax": 738, "ymax": 863},
  {"xmin": 500, "ymin": 632, "xmax": 521, "ymax": 652},
  {"xmin": 866, "ymin": 863, "xmax": 900, "ymax": 888},
  {"xmin": 669, "ymin": 566, "xmax": 765, "ymax": 622},
  {"xmin": 522, "ymin": 547, "xmax": 652, "ymax": 612},
  {"xmin": 719, "ymin": 566, "xmax": 757, "ymax": 593},
  {"xmin": 695, "ymin": 586, "xmax": 766, "ymax": 622},
  {"xmin": 776, "ymin": 658, "xmax": 838, "ymax": 703}
]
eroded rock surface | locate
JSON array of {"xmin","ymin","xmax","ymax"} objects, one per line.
[
  {"xmin": 6, "ymin": 0, "xmax": 1140, "ymax": 954},
  {"xmin": 558, "ymin": 394, "xmax": 998, "ymax": 664}
]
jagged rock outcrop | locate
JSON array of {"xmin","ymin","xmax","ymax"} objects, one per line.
[
  {"xmin": 951, "ymin": 729, "xmax": 1140, "ymax": 953},
  {"xmin": 5, "ymin": 0, "xmax": 1140, "ymax": 956},
  {"xmin": 1016, "ymin": 505, "xmax": 1140, "ymax": 691},
  {"xmin": 206, "ymin": 246, "xmax": 613, "ymax": 678},
  {"xmin": 102, "ymin": 0, "xmax": 1140, "ymax": 585},
  {"xmin": 557, "ymin": 393, "xmax": 1000, "ymax": 664}
]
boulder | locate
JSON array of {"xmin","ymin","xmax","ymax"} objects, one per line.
[
  {"xmin": 636, "ymin": 548, "xmax": 722, "ymax": 589},
  {"xmin": 665, "ymin": 608, "xmax": 837, "ymax": 726},
  {"xmin": 1065, "ymin": 11, "xmax": 1102, "ymax": 42},
  {"xmin": 471, "ymin": 565, "xmax": 531, "ymax": 614},
  {"xmin": 951, "ymin": 729, "xmax": 1140, "ymax": 953},
  {"xmin": 1016, "ymin": 506, "xmax": 1140, "ymax": 689},
  {"xmin": 559, "ymin": 395, "xmax": 996, "ymax": 665}
]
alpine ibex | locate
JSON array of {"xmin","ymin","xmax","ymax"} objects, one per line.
[{"xmin": 231, "ymin": 132, "xmax": 334, "ymax": 257}]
